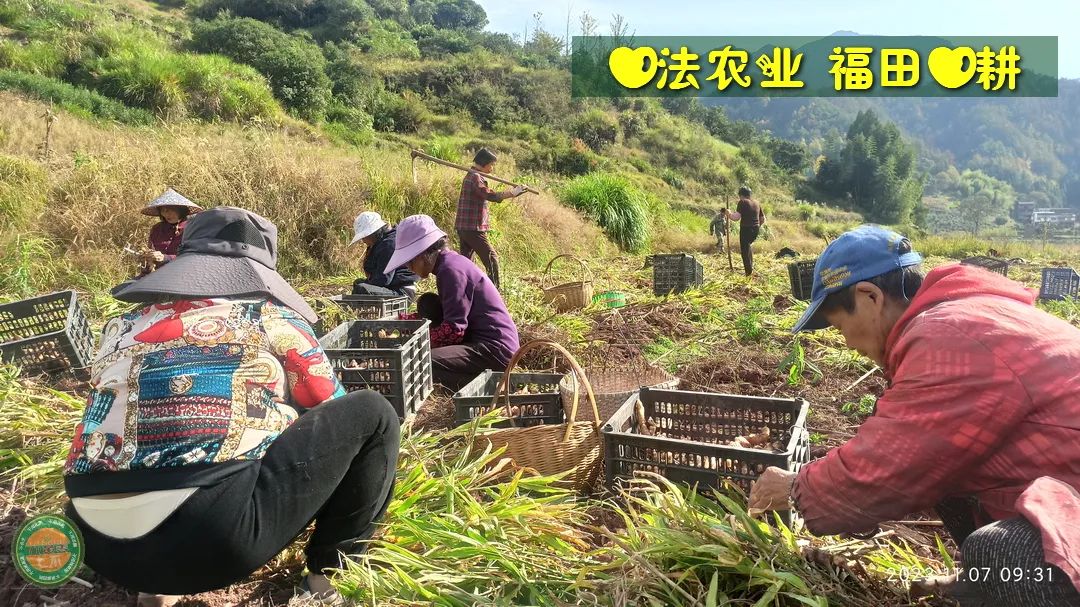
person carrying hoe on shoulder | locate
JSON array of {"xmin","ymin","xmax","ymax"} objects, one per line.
[{"xmin": 455, "ymin": 147, "xmax": 526, "ymax": 290}]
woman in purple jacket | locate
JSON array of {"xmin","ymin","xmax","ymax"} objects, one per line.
[{"xmin": 385, "ymin": 215, "xmax": 520, "ymax": 391}]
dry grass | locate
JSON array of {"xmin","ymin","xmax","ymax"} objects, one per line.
[{"xmin": 0, "ymin": 93, "xmax": 614, "ymax": 290}]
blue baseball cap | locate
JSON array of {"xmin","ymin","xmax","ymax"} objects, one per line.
[{"xmin": 791, "ymin": 225, "xmax": 923, "ymax": 333}]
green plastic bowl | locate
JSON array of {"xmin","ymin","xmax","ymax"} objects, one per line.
[{"xmin": 592, "ymin": 291, "xmax": 626, "ymax": 309}]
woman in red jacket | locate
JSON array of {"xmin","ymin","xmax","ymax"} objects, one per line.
[
  {"xmin": 138, "ymin": 189, "xmax": 202, "ymax": 275},
  {"xmin": 750, "ymin": 225, "xmax": 1080, "ymax": 607}
]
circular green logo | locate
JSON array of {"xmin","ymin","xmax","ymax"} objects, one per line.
[{"xmin": 11, "ymin": 513, "xmax": 84, "ymax": 588}]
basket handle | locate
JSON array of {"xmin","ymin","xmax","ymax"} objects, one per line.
[
  {"xmin": 494, "ymin": 339, "xmax": 601, "ymax": 439},
  {"xmin": 540, "ymin": 255, "xmax": 591, "ymax": 289}
]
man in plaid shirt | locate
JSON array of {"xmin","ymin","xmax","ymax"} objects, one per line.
[
  {"xmin": 749, "ymin": 226, "xmax": 1080, "ymax": 607},
  {"xmin": 455, "ymin": 148, "xmax": 525, "ymax": 290}
]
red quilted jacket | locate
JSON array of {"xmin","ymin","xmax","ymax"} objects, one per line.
[{"xmin": 794, "ymin": 264, "xmax": 1080, "ymax": 588}]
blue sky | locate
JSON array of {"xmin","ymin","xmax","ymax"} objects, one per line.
[{"xmin": 478, "ymin": 0, "xmax": 1078, "ymax": 78}]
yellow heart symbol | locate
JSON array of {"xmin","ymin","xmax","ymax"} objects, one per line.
[
  {"xmin": 608, "ymin": 46, "xmax": 659, "ymax": 89},
  {"xmin": 928, "ymin": 47, "xmax": 977, "ymax": 89}
]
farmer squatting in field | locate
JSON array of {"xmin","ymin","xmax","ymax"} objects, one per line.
[
  {"xmin": 384, "ymin": 214, "xmax": 520, "ymax": 392},
  {"xmin": 749, "ymin": 225, "xmax": 1080, "ymax": 607},
  {"xmin": 64, "ymin": 208, "xmax": 400, "ymax": 606},
  {"xmin": 347, "ymin": 210, "xmax": 419, "ymax": 300}
]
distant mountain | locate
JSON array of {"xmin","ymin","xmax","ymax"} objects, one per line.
[{"xmin": 706, "ymin": 79, "xmax": 1080, "ymax": 208}]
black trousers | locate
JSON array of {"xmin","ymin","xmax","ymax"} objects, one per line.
[
  {"xmin": 457, "ymin": 230, "xmax": 500, "ymax": 289},
  {"xmin": 739, "ymin": 225, "xmax": 759, "ymax": 276},
  {"xmin": 935, "ymin": 497, "xmax": 1080, "ymax": 606},
  {"xmin": 431, "ymin": 342, "xmax": 508, "ymax": 392},
  {"xmin": 66, "ymin": 390, "xmax": 400, "ymax": 595}
]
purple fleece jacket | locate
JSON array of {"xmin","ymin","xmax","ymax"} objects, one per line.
[{"xmin": 433, "ymin": 249, "xmax": 519, "ymax": 362}]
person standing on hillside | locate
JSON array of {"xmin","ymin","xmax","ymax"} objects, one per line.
[
  {"xmin": 749, "ymin": 226, "xmax": 1080, "ymax": 607},
  {"xmin": 708, "ymin": 208, "xmax": 729, "ymax": 254},
  {"xmin": 455, "ymin": 148, "xmax": 526, "ymax": 290},
  {"xmin": 728, "ymin": 186, "xmax": 766, "ymax": 276}
]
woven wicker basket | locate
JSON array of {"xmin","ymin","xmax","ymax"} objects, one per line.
[
  {"xmin": 559, "ymin": 363, "xmax": 678, "ymax": 424},
  {"xmin": 473, "ymin": 340, "xmax": 603, "ymax": 491},
  {"xmin": 541, "ymin": 255, "xmax": 594, "ymax": 312}
]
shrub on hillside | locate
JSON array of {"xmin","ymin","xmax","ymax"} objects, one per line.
[
  {"xmin": 445, "ymin": 80, "xmax": 515, "ymax": 129},
  {"xmin": 356, "ymin": 20, "xmax": 420, "ymax": 59},
  {"xmin": 422, "ymin": 136, "xmax": 461, "ymax": 163},
  {"xmin": 325, "ymin": 102, "xmax": 374, "ymax": 144},
  {"xmin": 636, "ymin": 118, "xmax": 715, "ymax": 180},
  {"xmin": 86, "ymin": 48, "xmax": 280, "ymax": 122},
  {"xmin": 84, "ymin": 44, "xmax": 278, "ymax": 121},
  {"xmin": 618, "ymin": 111, "xmax": 646, "ymax": 139},
  {"xmin": 190, "ymin": 17, "xmax": 332, "ymax": 120},
  {"xmin": 371, "ymin": 90, "xmax": 429, "ymax": 133},
  {"xmin": 661, "ymin": 169, "xmax": 685, "ymax": 190},
  {"xmin": 0, "ymin": 69, "xmax": 154, "ymax": 124},
  {"xmin": 413, "ymin": 25, "xmax": 473, "ymax": 56},
  {"xmin": 431, "ymin": 0, "xmax": 487, "ymax": 31},
  {"xmin": 194, "ymin": 0, "xmax": 374, "ymax": 33},
  {"xmin": 323, "ymin": 42, "xmax": 386, "ymax": 108},
  {"xmin": 570, "ymin": 109, "xmax": 618, "ymax": 152},
  {"xmin": 520, "ymin": 138, "xmax": 597, "ymax": 177},
  {"xmin": 0, "ymin": 40, "xmax": 66, "ymax": 77},
  {"xmin": 559, "ymin": 173, "xmax": 648, "ymax": 251},
  {"xmin": 502, "ymin": 69, "xmax": 572, "ymax": 131}
]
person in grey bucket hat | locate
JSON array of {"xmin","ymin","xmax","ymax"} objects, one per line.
[{"xmin": 72, "ymin": 207, "xmax": 400, "ymax": 606}]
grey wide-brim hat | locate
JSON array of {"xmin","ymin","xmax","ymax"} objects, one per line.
[
  {"xmin": 141, "ymin": 188, "xmax": 203, "ymax": 217},
  {"xmin": 112, "ymin": 206, "xmax": 317, "ymax": 325}
]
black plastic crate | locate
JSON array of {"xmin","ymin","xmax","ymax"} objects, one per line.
[
  {"xmin": 1039, "ymin": 267, "xmax": 1079, "ymax": 301},
  {"xmin": 652, "ymin": 254, "xmax": 704, "ymax": 296},
  {"xmin": 453, "ymin": 370, "xmax": 564, "ymax": 428},
  {"xmin": 787, "ymin": 258, "xmax": 817, "ymax": 301},
  {"xmin": 961, "ymin": 256, "xmax": 1009, "ymax": 276},
  {"xmin": 312, "ymin": 294, "xmax": 409, "ymax": 337},
  {"xmin": 0, "ymin": 291, "xmax": 94, "ymax": 377},
  {"xmin": 319, "ymin": 319, "xmax": 432, "ymax": 420},
  {"xmin": 603, "ymin": 387, "xmax": 810, "ymax": 497}
]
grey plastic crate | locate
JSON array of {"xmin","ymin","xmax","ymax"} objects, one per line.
[
  {"xmin": 961, "ymin": 256, "xmax": 1009, "ymax": 276},
  {"xmin": 1039, "ymin": 267, "xmax": 1079, "ymax": 301},
  {"xmin": 319, "ymin": 319, "xmax": 432, "ymax": 419},
  {"xmin": 787, "ymin": 258, "xmax": 817, "ymax": 301},
  {"xmin": 312, "ymin": 294, "xmax": 409, "ymax": 337},
  {"xmin": 603, "ymin": 387, "xmax": 810, "ymax": 498},
  {"xmin": 653, "ymin": 254, "xmax": 704, "ymax": 296},
  {"xmin": 0, "ymin": 291, "xmax": 94, "ymax": 377},
  {"xmin": 452, "ymin": 370, "xmax": 564, "ymax": 428}
]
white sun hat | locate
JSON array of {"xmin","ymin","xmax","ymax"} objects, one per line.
[{"xmin": 350, "ymin": 211, "xmax": 388, "ymax": 245}]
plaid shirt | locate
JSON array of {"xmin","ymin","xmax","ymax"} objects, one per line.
[
  {"xmin": 794, "ymin": 265, "xmax": 1080, "ymax": 547},
  {"xmin": 455, "ymin": 170, "xmax": 501, "ymax": 232}
]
